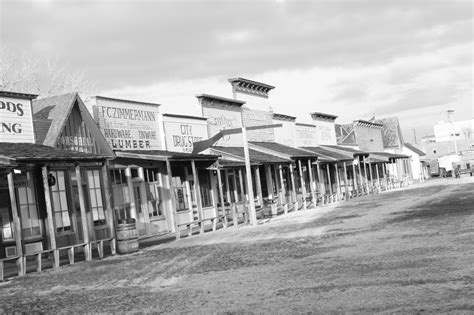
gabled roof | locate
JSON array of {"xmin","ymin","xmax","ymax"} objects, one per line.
[
  {"xmin": 250, "ymin": 141, "xmax": 318, "ymax": 159},
  {"xmin": 211, "ymin": 146, "xmax": 291, "ymax": 164},
  {"xmin": 404, "ymin": 143, "xmax": 426, "ymax": 156},
  {"xmin": 32, "ymin": 92, "xmax": 114, "ymax": 156},
  {"xmin": 0, "ymin": 142, "xmax": 107, "ymax": 165}
]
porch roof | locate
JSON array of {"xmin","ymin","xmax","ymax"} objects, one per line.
[
  {"xmin": 211, "ymin": 146, "xmax": 291, "ymax": 164},
  {"xmin": 250, "ymin": 141, "xmax": 318, "ymax": 159},
  {"xmin": 114, "ymin": 150, "xmax": 220, "ymax": 162},
  {"xmin": 0, "ymin": 142, "xmax": 108, "ymax": 165},
  {"xmin": 301, "ymin": 146, "xmax": 354, "ymax": 162}
]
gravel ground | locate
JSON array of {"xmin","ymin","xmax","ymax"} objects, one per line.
[{"xmin": 1, "ymin": 177, "xmax": 473, "ymax": 313}]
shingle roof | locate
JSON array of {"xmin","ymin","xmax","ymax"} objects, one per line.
[
  {"xmin": 0, "ymin": 142, "xmax": 108, "ymax": 163},
  {"xmin": 32, "ymin": 92, "xmax": 78, "ymax": 146},
  {"xmin": 115, "ymin": 150, "xmax": 219, "ymax": 161},
  {"xmin": 250, "ymin": 141, "xmax": 318, "ymax": 158},
  {"xmin": 212, "ymin": 146, "xmax": 291, "ymax": 164},
  {"xmin": 321, "ymin": 145, "xmax": 369, "ymax": 157},
  {"xmin": 301, "ymin": 146, "xmax": 353, "ymax": 162}
]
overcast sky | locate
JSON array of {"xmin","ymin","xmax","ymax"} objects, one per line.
[{"xmin": 2, "ymin": 0, "xmax": 472, "ymax": 142}]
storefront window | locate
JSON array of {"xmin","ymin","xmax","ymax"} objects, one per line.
[
  {"xmin": 50, "ymin": 170, "xmax": 73, "ymax": 233},
  {"xmin": 16, "ymin": 172, "xmax": 41, "ymax": 239},
  {"xmin": 110, "ymin": 169, "xmax": 131, "ymax": 220},
  {"xmin": 198, "ymin": 169, "xmax": 213, "ymax": 207},
  {"xmin": 0, "ymin": 180, "xmax": 14, "ymax": 242},
  {"xmin": 144, "ymin": 168, "xmax": 163, "ymax": 218},
  {"xmin": 86, "ymin": 170, "xmax": 106, "ymax": 226},
  {"xmin": 172, "ymin": 176, "xmax": 189, "ymax": 211}
]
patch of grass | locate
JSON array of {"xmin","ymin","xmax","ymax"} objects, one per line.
[{"xmin": 387, "ymin": 183, "xmax": 474, "ymax": 223}]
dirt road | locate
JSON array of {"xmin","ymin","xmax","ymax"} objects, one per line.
[{"xmin": 1, "ymin": 177, "xmax": 473, "ymax": 313}]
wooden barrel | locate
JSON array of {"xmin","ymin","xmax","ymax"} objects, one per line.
[{"xmin": 116, "ymin": 218, "xmax": 139, "ymax": 254}]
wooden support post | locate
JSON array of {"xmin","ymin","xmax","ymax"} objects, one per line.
[
  {"xmin": 352, "ymin": 163, "xmax": 358, "ymax": 196},
  {"xmin": 216, "ymin": 168, "xmax": 226, "ymax": 228},
  {"xmin": 76, "ymin": 165, "xmax": 91, "ymax": 261},
  {"xmin": 138, "ymin": 167, "xmax": 151, "ymax": 236},
  {"xmin": 375, "ymin": 163, "xmax": 381, "ymax": 192},
  {"xmin": 238, "ymin": 169, "xmax": 245, "ymax": 202},
  {"xmin": 382, "ymin": 163, "xmax": 388, "ymax": 190},
  {"xmin": 343, "ymin": 162, "xmax": 350, "ymax": 200},
  {"xmin": 166, "ymin": 160, "xmax": 180, "ymax": 239},
  {"xmin": 326, "ymin": 164, "xmax": 333, "ymax": 202},
  {"xmin": 265, "ymin": 164, "xmax": 277, "ymax": 216},
  {"xmin": 334, "ymin": 163, "xmax": 341, "ymax": 202},
  {"xmin": 358, "ymin": 160, "xmax": 364, "ymax": 194},
  {"xmin": 307, "ymin": 159, "xmax": 316, "ymax": 207},
  {"xmin": 298, "ymin": 160, "xmax": 307, "ymax": 210},
  {"xmin": 68, "ymin": 247, "xmax": 74, "ymax": 264},
  {"xmin": 36, "ymin": 253, "xmax": 42, "ymax": 272},
  {"xmin": 191, "ymin": 160, "xmax": 204, "ymax": 234},
  {"xmin": 232, "ymin": 169, "xmax": 239, "ymax": 202},
  {"xmin": 224, "ymin": 170, "xmax": 232, "ymax": 203},
  {"xmin": 368, "ymin": 158, "xmax": 374, "ymax": 194},
  {"xmin": 316, "ymin": 162, "xmax": 324, "ymax": 204},
  {"xmin": 362, "ymin": 156, "xmax": 369, "ymax": 193},
  {"xmin": 254, "ymin": 167, "xmax": 263, "ymax": 208},
  {"xmin": 273, "ymin": 164, "xmax": 281, "ymax": 205},
  {"xmin": 232, "ymin": 203, "xmax": 238, "ymax": 228},
  {"xmin": 279, "ymin": 165, "xmax": 288, "ymax": 213},
  {"xmin": 289, "ymin": 164, "xmax": 298, "ymax": 210},
  {"xmin": 125, "ymin": 166, "xmax": 137, "ymax": 220},
  {"xmin": 42, "ymin": 166, "xmax": 58, "ymax": 269},
  {"xmin": 101, "ymin": 162, "xmax": 116, "ymax": 254},
  {"xmin": 242, "ymin": 127, "xmax": 257, "ymax": 226},
  {"xmin": 7, "ymin": 170, "xmax": 24, "ymax": 276}
]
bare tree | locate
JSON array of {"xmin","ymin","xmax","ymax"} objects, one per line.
[
  {"xmin": 0, "ymin": 48, "xmax": 39, "ymax": 94},
  {"xmin": 0, "ymin": 47, "xmax": 95, "ymax": 97}
]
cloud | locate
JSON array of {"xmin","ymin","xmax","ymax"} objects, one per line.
[{"xmin": 2, "ymin": 0, "xmax": 472, "ymax": 140}]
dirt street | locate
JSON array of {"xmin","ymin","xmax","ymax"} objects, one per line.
[{"xmin": 1, "ymin": 177, "xmax": 473, "ymax": 313}]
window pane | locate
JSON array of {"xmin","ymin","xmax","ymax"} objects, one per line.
[
  {"xmin": 55, "ymin": 212, "xmax": 63, "ymax": 228},
  {"xmin": 52, "ymin": 192, "xmax": 61, "ymax": 211},
  {"xmin": 89, "ymin": 189, "xmax": 97, "ymax": 207},
  {"xmin": 57, "ymin": 171, "xmax": 65, "ymax": 190},
  {"xmin": 60, "ymin": 192, "xmax": 68, "ymax": 211},
  {"xmin": 27, "ymin": 186, "xmax": 35, "ymax": 203},
  {"xmin": 95, "ymin": 191, "xmax": 103, "ymax": 207},
  {"xmin": 62, "ymin": 211, "xmax": 71, "ymax": 228},
  {"xmin": 20, "ymin": 205, "xmax": 31, "ymax": 227},
  {"xmin": 92, "ymin": 208, "xmax": 98, "ymax": 221},
  {"xmin": 94, "ymin": 170, "xmax": 100, "ymax": 187},
  {"xmin": 87, "ymin": 171, "xmax": 94, "ymax": 188},
  {"xmin": 29, "ymin": 205, "xmax": 39, "ymax": 224},
  {"xmin": 18, "ymin": 187, "xmax": 27, "ymax": 204}
]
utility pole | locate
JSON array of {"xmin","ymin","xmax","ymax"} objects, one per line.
[
  {"xmin": 447, "ymin": 109, "xmax": 458, "ymax": 155},
  {"xmin": 413, "ymin": 128, "xmax": 417, "ymax": 144}
]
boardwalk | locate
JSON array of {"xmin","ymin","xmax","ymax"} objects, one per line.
[{"xmin": 1, "ymin": 177, "xmax": 473, "ymax": 313}]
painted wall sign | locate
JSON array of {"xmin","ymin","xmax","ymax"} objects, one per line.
[
  {"xmin": 295, "ymin": 124, "xmax": 317, "ymax": 147},
  {"xmin": 241, "ymin": 108, "xmax": 274, "ymax": 142},
  {"xmin": 0, "ymin": 96, "xmax": 35, "ymax": 143},
  {"xmin": 92, "ymin": 98, "xmax": 162, "ymax": 150},
  {"xmin": 202, "ymin": 105, "xmax": 243, "ymax": 147},
  {"xmin": 163, "ymin": 119, "xmax": 208, "ymax": 153}
]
